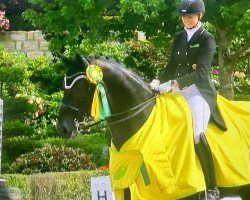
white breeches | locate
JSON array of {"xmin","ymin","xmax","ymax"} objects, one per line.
[{"xmin": 173, "ymin": 84, "xmax": 210, "ymax": 144}]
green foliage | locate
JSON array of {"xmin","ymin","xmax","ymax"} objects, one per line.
[
  {"xmin": 22, "ymin": 0, "xmax": 180, "ymax": 51},
  {"xmin": 66, "ymin": 38, "xmax": 129, "ymax": 61},
  {"xmin": 3, "ymin": 171, "xmax": 108, "ymax": 200},
  {"xmin": 3, "ymin": 120, "xmax": 35, "ymax": 138},
  {"xmin": 0, "ymin": 47, "xmax": 32, "ymax": 95},
  {"xmin": 2, "ymin": 137, "xmax": 42, "ymax": 165},
  {"xmin": 119, "ymin": 0, "xmax": 179, "ymax": 42},
  {"xmin": 8, "ymin": 144, "xmax": 97, "ymax": 174},
  {"xmin": 23, "ymin": 0, "xmax": 116, "ymax": 51},
  {"xmin": 0, "ymin": 47, "xmax": 63, "ymax": 143},
  {"xmin": 3, "ymin": 174, "xmax": 32, "ymax": 200},
  {"xmin": 29, "ymin": 57, "xmax": 65, "ymax": 94},
  {"xmin": 3, "ymin": 96, "xmax": 37, "ymax": 121},
  {"xmin": 234, "ymin": 94, "xmax": 250, "ymax": 101},
  {"xmin": 26, "ymin": 92, "xmax": 63, "ymax": 139},
  {"xmin": 219, "ymin": 2, "xmax": 250, "ymax": 38},
  {"xmin": 66, "ymin": 132, "xmax": 110, "ymax": 167},
  {"xmin": 2, "ymin": 132, "xmax": 110, "ymax": 173},
  {"xmin": 2, "ymin": 137, "xmax": 69, "ymax": 174},
  {"xmin": 3, "ymin": 91, "xmax": 62, "ymax": 139},
  {"xmin": 125, "ymin": 40, "xmax": 168, "ymax": 79},
  {"xmin": 0, "ymin": 47, "xmax": 60, "ymax": 97}
]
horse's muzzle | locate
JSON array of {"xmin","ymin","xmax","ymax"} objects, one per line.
[{"xmin": 57, "ymin": 122, "xmax": 77, "ymax": 139}]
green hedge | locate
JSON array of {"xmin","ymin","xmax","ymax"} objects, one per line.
[
  {"xmin": 2, "ymin": 137, "xmax": 65, "ymax": 173},
  {"xmin": 234, "ymin": 94, "xmax": 250, "ymax": 101},
  {"xmin": 3, "ymin": 170, "xmax": 108, "ymax": 200},
  {"xmin": 2, "ymin": 132, "xmax": 109, "ymax": 174}
]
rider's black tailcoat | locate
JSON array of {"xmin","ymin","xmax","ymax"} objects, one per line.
[{"xmin": 159, "ymin": 25, "xmax": 227, "ymax": 131}]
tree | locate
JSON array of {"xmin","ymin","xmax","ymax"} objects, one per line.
[
  {"xmin": 22, "ymin": 0, "xmax": 179, "ymax": 51},
  {"xmin": 23, "ymin": 0, "xmax": 250, "ymax": 99},
  {"xmin": 204, "ymin": 0, "xmax": 250, "ymax": 99},
  {"xmin": 23, "ymin": 0, "xmax": 119, "ymax": 51},
  {"xmin": 117, "ymin": 0, "xmax": 179, "ymax": 46}
]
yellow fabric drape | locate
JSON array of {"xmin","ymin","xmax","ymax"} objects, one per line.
[
  {"xmin": 91, "ymin": 88, "xmax": 100, "ymax": 121},
  {"xmin": 109, "ymin": 93, "xmax": 250, "ymax": 200}
]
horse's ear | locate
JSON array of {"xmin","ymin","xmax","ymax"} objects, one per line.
[
  {"xmin": 56, "ymin": 51, "xmax": 71, "ymax": 63},
  {"xmin": 76, "ymin": 52, "xmax": 89, "ymax": 68}
]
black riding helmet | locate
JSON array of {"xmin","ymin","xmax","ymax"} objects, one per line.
[{"xmin": 179, "ymin": 0, "xmax": 205, "ymax": 16}]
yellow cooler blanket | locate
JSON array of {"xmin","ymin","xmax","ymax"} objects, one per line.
[{"xmin": 109, "ymin": 93, "xmax": 250, "ymax": 200}]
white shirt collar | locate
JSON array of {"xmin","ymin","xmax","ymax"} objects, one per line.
[{"xmin": 185, "ymin": 22, "xmax": 201, "ymax": 42}]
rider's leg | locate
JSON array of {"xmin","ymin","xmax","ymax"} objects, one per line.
[
  {"xmin": 175, "ymin": 84, "xmax": 210, "ymax": 143},
  {"xmin": 195, "ymin": 133, "xmax": 220, "ymax": 200},
  {"xmin": 175, "ymin": 85, "xmax": 220, "ymax": 200}
]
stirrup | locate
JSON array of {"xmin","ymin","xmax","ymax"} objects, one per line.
[{"xmin": 205, "ymin": 188, "xmax": 220, "ymax": 200}]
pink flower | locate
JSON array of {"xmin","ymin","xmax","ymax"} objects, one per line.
[
  {"xmin": 212, "ymin": 69, "xmax": 219, "ymax": 75},
  {"xmin": 0, "ymin": 10, "xmax": 10, "ymax": 31},
  {"xmin": 5, "ymin": 19, "xmax": 9, "ymax": 29},
  {"xmin": 38, "ymin": 108, "xmax": 44, "ymax": 114},
  {"xmin": 0, "ymin": 11, "xmax": 5, "ymax": 18}
]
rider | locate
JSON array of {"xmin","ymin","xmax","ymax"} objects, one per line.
[{"xmin": 150, "ymin": 0, "xmax": 227, "ymax": 199}]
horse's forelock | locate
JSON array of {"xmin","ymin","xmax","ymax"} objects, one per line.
[{"xmin": 65, "ymin": 54, "xmax": 89, "ymax": 76}]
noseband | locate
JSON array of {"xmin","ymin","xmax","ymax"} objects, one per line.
[{"xmin": 64, "ymin": 72, "xmax": 87, "ymax": 89}]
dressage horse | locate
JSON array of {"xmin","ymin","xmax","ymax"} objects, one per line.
[{"xmin": 57, "ymin": 53, "xmax": 250, "ymax": 200}]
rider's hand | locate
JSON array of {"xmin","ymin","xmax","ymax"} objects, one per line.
[
  {"xmin": 158, "ymin": 81, "xmax": 173, "ymax": 94},
  {"xmin": 149, "ymin": 79, "xmax": 160, "ymax": 90}
]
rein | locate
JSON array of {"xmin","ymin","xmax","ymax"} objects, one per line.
[
  {"xmin": 62, "ymin": 72, "xmax": 157, "ymax": 132},
  {"xmin": 75, "ymin": 96, "xmax": 156, "ymax": 132}
]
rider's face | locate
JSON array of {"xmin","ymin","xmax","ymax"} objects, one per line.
[{"xmin": 182, "ymin": 15, "xmax": 199, "ymax": 29}]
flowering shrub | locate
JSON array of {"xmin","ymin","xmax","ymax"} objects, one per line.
[
  {"xmin": 15, "ymin": 93, "xmax": 44, "ymax": 119},
  {"xmin": 234, "ymin": 71, "xmax": 250, "ymax": 95},
  {"xmin": 0, "ymin": 10, "xmax": 9, "ymax": 31},
  {"xmin": 13, "ymin": 92, "xmax": 62, "ymax": 138},
  {"xmin": 210, "ymin": 67, "xmax": 220, "ymax": 90},
  {"xmin": 8, "ymin": 144, "xmax": 97, "ymax": 174},
  {"xmin": 210, "ymin": 67, "xmax": 250, "ymax": 95}
]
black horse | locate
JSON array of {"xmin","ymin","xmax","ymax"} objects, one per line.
[{"xmin": 57, "ymin": 53, "xmax": 250, "ymax": 200}]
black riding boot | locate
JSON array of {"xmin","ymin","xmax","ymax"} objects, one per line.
[{"xmin": 195, "ymin": 133, "xmax": 220, "ymax": 200}]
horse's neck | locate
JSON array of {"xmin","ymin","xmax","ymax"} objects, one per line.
[
  {"xmin": 102, "ymin": 65, "xmax": 155, "ymax": 150},
  {"xmin": 103, "ymin": 68, "xmax": 153, "ymax": 113}
]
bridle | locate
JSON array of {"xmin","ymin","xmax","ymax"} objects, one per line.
[{"xmin": 61, "ymin": 71, "xmax": 156, "ymax": 132}]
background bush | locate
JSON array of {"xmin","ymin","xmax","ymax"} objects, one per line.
[
  {"xmin": 66, "ymin": 131, "xmax": 110, "ymax": 167},
  {"xmin": 3, "ymin": 132, "xmax": 109, "ymax": 174},
  {"xmin": 3, "ymin": 174, "xmax": 31, "ymax": 200},
  {"xmin": 3, "ymin": 170, "xmax": 108, "ymax": 200},
  {"xmin": 8, "ymin": 144, "xmax": 97, "ymax": 174},
  {"xmin": 3, "ymin": 120, "xmax": 35, "ymax": 138}
]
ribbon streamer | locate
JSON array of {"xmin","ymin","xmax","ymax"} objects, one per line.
[{"xmin": 91, "ymin": 83, "xmax": 111, "ymax": 121}]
